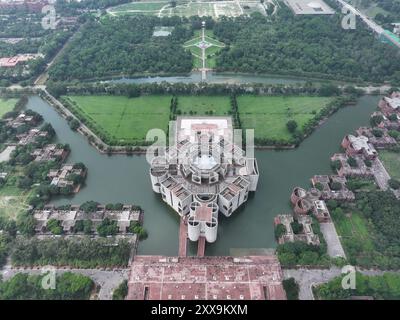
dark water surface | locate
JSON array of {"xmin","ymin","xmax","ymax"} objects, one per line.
[{"xmin": 26, "ymin": 95, "xmax": 380, "ymax": 256}]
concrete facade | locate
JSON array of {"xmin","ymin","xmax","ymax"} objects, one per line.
[{"xmin": 150, "ymin": 117, "xmax": 259, "ymax": 245}]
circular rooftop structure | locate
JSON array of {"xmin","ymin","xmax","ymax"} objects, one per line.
[{"xmin": 193, "ymin": 154, "xmax": 218, "ymax": 170}]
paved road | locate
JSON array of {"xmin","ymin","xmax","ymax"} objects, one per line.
[
  {"xmin": 284, "ymin": 267, "xmax": 342, "ymax": 300},
  {"xmin": 320, "ymin": 222, "xmax": 346, "ymax": 258}
]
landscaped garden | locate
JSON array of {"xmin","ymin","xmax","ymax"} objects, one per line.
[{"xmin": 183, "ymin": 29, "xmax": 225, "ymax": 69}]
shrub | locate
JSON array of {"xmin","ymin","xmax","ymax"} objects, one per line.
[
  {"xmin": 274, "ymin": 224, "xmax": 286, "ymax": 240},
  {"xmin": 389, "ymin": 179, "xmax": 400, "ymax": 190},
  {"xmin": 286, "ymin": 120, "xmax": 298, "ymax": 133},
  {"xmin": 282, "ymin": 278, "xmax": 299, "ymax": 300},
  {"xmin": 330, "ymin": 181, "xmax": 342, "ymax": 191},
  {"xmin": 347, "ymin": 156, "xmax": 358, "ymax": 168},
  {"xmin": 290, "ymin": 220, "xmax": 303, "ymax": 234}
]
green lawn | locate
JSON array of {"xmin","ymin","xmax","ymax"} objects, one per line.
[
  {"xmin": 237, "ymin": 96, "xmax": 334, "ymax": 142},
  {"xmin": 64, "ymin": 95, "xmax": 171, "ymax": 144},
  {"xmin": 332, "ymin": 210, "xmax": 377, "ymax": 265},
  {"xmin": 110, "ymin": 2, "xmax": 168, "ymax": 12},
  {"xmin": 0, "ymin": 98, "xmax": 17, "ymax": 117},
  {"xmin": 177, "ymin": 96, "xmax": 231, "ymax": 116},
  {"xmin": 379, "ymin": 151, "xmax": 400, "ymax": 180},
  {"xmin": 63, "ymin": 94, "xmax": 337, "ymax": 145},
  {"xmin": 0, "ymin": 170, "xmax": 33, "ymax": 220}
]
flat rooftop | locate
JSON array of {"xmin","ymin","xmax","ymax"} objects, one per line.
[
  {"xmin": 176, "ymin": 116, "xmax": 232, "ymax": 144},
  {"xmin": 285, "ymin": 0, "xmax": 335, "ymax": 15},
  {"xmin": 127, "ymin": 255, "xmax": 286, "ymax": 300}
]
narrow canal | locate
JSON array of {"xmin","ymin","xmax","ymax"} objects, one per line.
[
  {"xmin": 26, "ymin": 94, "xmax": 380, "ymax": 256},
  {"xmin": 108, "ymin": 71, "xmax": 334, "ymax": 85}
]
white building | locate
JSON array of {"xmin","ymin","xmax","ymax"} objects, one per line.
[{"xmin": 149, "ymin": 117, "xmax": 259, "ymax": 244}]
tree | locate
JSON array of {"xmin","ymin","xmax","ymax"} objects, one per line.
[
  {"xmin": 388, "ymin": 179, "xmax": 400, "ymax": 190},
  {"xmin": 331, "ymin": 160, "xmax": 341, "ymax": 171},
  {"xmin": 80, "ymin": 201, "xmax": 98, "ymax": 213},
  {"xmin": 46, "ymin": 219, "xmax": 63, "ymax": 235},
  {"xmin": 274, "ymin": 224, "xmax": 286, "ymax": 240},
  {"xmin": 372, "ymin": 129, "xmax": 383, "ymax": 137},
  {"xmin": 278, "ymin": 252, "xmax": 297, "ymax": 267},
  {"xmin": 330, "ymin": 181, "xmax": 342, "ymax": 191},
  {"xmin": 364, "ymin": 159, "xmax": 372, "ymax": 167},
  {"xmin": 112, "ymin": 280, "xmax": 128, "ymax": 300},
  {"xmin": 370, "ymin": 115, "xmax": 384, "ymax": 127},
  {"xmin": 290, "ymin": 220, "xmax": 303, "ymax": 234},
  {"xmin": 347, "ymin": 156, "xmax": 357, "ymax": 168},
  {"xmin": 282, "ymin": 278, "xmax": 299, "ymax": 300},
  {"xmin": 68, "ymin": 119, "xmax": 80, "ymax": 131},
  {"xmin": 286, "ymin": 120, "xmax": 298, "ymax": 133},
  {"xmin": 17, "ymin": 213, "xmax": 36, "ymax": 236},
  {"xmin": 97, "ymin": 218, "xmax": 118, "ymax": 237}
]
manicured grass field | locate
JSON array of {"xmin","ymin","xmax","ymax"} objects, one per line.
[
  {"xmin": 110, "ymin": 2, "xmax": 168, "ymax": 12},
  {"xmin": 177, "ymin": 96, "xmax": 231, "ymax": 115},
  {"xmin": 379, "ymin": 150, "xmax": 400, "ymax": 180},
  {"xmin": 65, "ymin": 95, "xmax": 171, "ymax": 143},
  {"xmin": 0, "ymin": 98, "xmax": 17, "ymax": 117},
  {"xmin": 237, "ymin": 96, "xmax": 334, "ymax": 142}
]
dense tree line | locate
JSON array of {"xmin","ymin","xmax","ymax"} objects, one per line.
[
  {"xmin": 373, "ymin": 0, "xmax": 400, "ymax": 26},
  {"xmin": 46, "ymin": 81, "xmax": 334, "ymax": 99},
  {"xmin": 230, "ymin": 93, "xmax": 241, "ymax": 128},
  {"xmin": 213, "ymin": 9, "xmax": 400, "ymax": 84},
  {"xmin": 11, "ymin": 238, "xmax": 132, "ymax": 268},
  {"xmin": 49, "ymin": 15, "xmax": 193, "ymax": 81},
  {"xmin": 0, "ymin": 272, "xmax": 94, "ymax": 300}
]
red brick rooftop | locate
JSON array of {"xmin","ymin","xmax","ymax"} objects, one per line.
[{"xmin": 127, "ymin": 255, "xmax": 286, "ymax": 300}]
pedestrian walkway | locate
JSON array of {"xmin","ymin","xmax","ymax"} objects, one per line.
[{"xmin": 320, "ymin": 222, "xmax": 346, "ymax": 258}]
